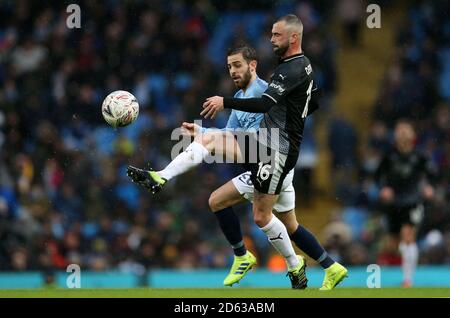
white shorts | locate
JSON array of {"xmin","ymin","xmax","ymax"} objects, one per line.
[{"xmin": 232, "ymin": 169, "xmax": 295, "ymax": 213}]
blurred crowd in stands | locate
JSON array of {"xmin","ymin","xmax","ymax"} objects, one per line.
[{"xmin": 0, "ymin": 0, "xmax": 448, "ymax": 276}]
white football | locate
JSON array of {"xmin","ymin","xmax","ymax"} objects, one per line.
[{"xmin": 102, "ymin": 90, "xmax": 139, "ymax": 128}]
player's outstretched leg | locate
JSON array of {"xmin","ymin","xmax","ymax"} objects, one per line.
[
  {"xmin": 319, "ymin": 262, "xmax": 348, "ymax": 291},
  {"xmin": 223, "ymin": 251, "xmax": 257, "ymax": 286},
  {"xmin": 127, "ymin": 165, "xmax": 167, "ymax": 194},
  {"xmin": 286, "ymin": 255, "xmax": 308, "ymax": 289}
]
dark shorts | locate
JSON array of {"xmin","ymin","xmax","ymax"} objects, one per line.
[
  {"xmin": 385, "ymin": 204, "xmax": 424, "ymax": 234},
  {"xmin": 234, "ymin": 132, "xmax": 298, "ymax": 195}
]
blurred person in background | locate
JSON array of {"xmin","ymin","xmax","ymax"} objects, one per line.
[
  {"xmin": 375, "ymin": 120, "xmax": 437, "ymax": 287},
  {"xmin": 336, "ymin": 0, "xmax": 364, "ymax": 47}
]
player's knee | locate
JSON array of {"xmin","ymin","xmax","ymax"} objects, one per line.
[
  {"xmin": 208, "ymin": 192, "xmax": 218, "ymax": 211},
  {"xmin": 253, "ymin": 209, "xmax": 272, "ymax": 227},
  {"xmin": 208, "ymin": 191, "xmax": 225, "ymax": 212}
]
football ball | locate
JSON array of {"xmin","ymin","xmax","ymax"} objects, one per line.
[{"xmin": 102, "ymin": 90, "xmax": 139, "ymax": 128}]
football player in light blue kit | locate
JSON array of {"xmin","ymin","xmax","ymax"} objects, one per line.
[{"xmin": 128, "ymin": 44, "xmax": 333, "ymax": 289}]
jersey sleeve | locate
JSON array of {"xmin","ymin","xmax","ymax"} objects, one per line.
[{"xmin": 307, "ymin": 84, "xmax": 320, "ymax": 116}]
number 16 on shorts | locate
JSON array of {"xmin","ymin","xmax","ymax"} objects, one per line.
[{"xmin": 257, "ymin": 162, "xmax": 272, "ymax": 182}]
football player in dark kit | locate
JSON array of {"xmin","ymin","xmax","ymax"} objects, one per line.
[
  {"xmin": 202, "ymin": 14, "xmax": 348, "ymax": 290},
  {"xmin": 375, "ymin": 120, "xmax": 436, "ymax": 287}
]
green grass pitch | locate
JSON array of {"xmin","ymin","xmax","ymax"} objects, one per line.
[{"xmin": 0, "ymin": 288, "xmax": 449, "ymax": 298}]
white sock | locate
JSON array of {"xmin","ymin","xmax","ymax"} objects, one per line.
[
  {"xmin": 158, "ymin": 141, "xmax": 209, "ymax": 181},
  {"xmin": 399, "ymin": 242, "xmax": 418, "ymax": 283},
  {"xmin": 260, "ymin": 215, "xmax": 299, "ymax": 270}
]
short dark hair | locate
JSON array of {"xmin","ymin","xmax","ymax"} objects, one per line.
[
  {"xmin": 227, "ymin": 43, "xmax": 257, "ymax": 63},
  {"xmin": 276, "ymin": 14, "xmax": 303, "ymax": 33}
]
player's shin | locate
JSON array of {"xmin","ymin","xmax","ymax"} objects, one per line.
[
  {"xmin": 399, "ymin": 242, "xmax": 418, "ymax": 286},
  {"xmin": 290, "ymin": 225, "xmax": 334, "ymax": 269},
  {"xmin": 260, "ymin": 215, "xmax": 299, "ymax": 270},
  {"xmin": 214, "ymin": 207, "xmax": 246, "ymax": 256}
]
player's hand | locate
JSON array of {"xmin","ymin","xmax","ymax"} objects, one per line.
[
  {"xmin": 379, "ymin": 187, "xmax": 394, "ymax": 203},
  {"xmin": 201, "ymin": 96, "xmax": 224, "ymax": 119},
  {"xmin": 422, "ymin": 184, "xmax": 434, "ymax": 200},
  {"xmin": 180, "ymin": 122, "xmax": 201, "ymax": 137}
]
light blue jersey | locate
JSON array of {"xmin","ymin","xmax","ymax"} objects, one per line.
[{"xmin": 201, "ymin": 77, "xmax": 267, "ymax": 133}]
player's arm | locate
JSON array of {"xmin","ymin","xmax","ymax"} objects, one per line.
[
  {"xmin": 223, "ymin": 85, "xmax": 319, "ymax": 115},
  {"xmin": 421, "ymin": 154, "xmax": 438, "ymax": 200},
  {"xmin": 422, "ymin": 155, "xmax": 438, "ymax": 183},
  {"xmin": 224, "ymin": 96, "xmax": 275, "ymax": 113},
  {"xmin": 201, "ymin": 96, "xmax": 274, "ymax": 119},
  {"xmin": 374, "ymin": 155, "xmax": 389, "ymax": 185},
  {"xmin": 374, "ymin": 155, "xmax": 395, "ymax": 203},
  {"xmin": 307, "ymin": 85, "xmax": 320, "ymax": 116}
]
